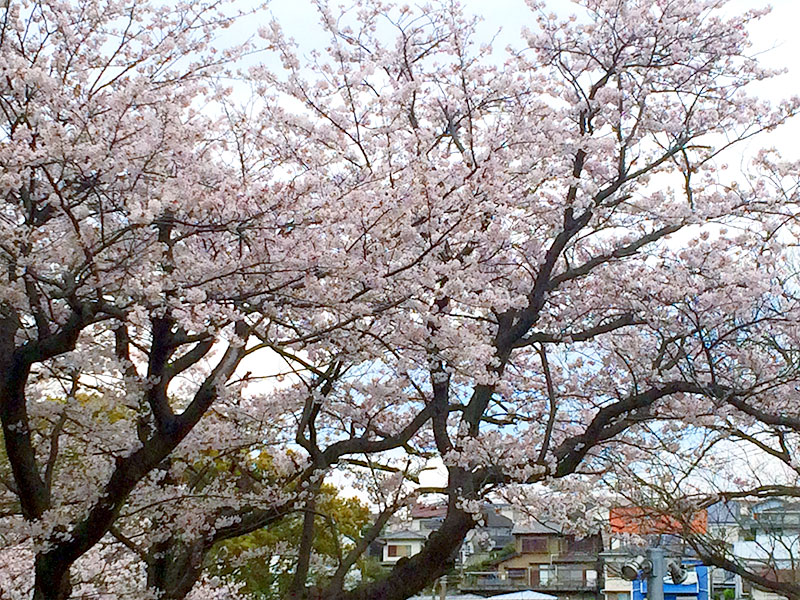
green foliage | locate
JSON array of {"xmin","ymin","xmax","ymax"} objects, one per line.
[
  {"xmin": 466, "ymin": 542, "xmax": 516, "ymax": 572},
  {"xmin": 212, "ymin": 484, "xmax": 373, "ymax": 598},
  {"xmin": 723, "ymin": 589, "xmax": 735, "ymax": 600}
]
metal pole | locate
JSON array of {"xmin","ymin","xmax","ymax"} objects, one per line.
[{"xmin": 647, "ymin": 548, "xmax": 665, "ymax": 600}]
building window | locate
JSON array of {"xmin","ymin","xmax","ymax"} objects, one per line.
[
  {"xmin": 539, "ymin": 565, "xmax": 554, "ymax": 585},
  {"xmin": 567, "ymin": 536, "xmax": 597, "ymax": 554},
  {"xmin": 507, "ymin": 568, "xmax": 527, "ymax": 581},
  {"xmin": 559, "ymin": 568, "xmax": 585, "ymax": 584},
  {"xmin": 387, "ymin": 544, "xmax": 412, "ymax": 557},
  {"xmin": 521, "ymin": 536, "xmax": 549, "ymax": 553}
]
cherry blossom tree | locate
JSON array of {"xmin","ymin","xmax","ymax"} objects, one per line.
[
  {"xmin": 557, "ymin": 152, "xmax": 800, "ymax": 600},
  {"xmin": 603, "ymin": 399, "xmax": 800, "ymax": 600},
  {"xmin": 1, "ymin": 0, "xmax": 799, "ymax": 599},
  {"xmin": 0, "ymin": 0, "xmax": 347, "ymax": 597}
]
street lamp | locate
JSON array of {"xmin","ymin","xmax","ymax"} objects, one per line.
[
  {"xmin": 621, "ymin": 555, "xmax": 649, "ymax": 581},
  {"xmin": 619, "ymin": 548, "xmax": 687, "ymax": 600},
  {"xmin": 668, "ymin": 560, "xmax": 688, "ymax": 585}
]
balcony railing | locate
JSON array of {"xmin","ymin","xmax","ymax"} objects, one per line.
[
  {"xmin": 460, "ymin": 573, "xmax": 528, "ymax": 591},
  {"xmin": 537, "ymin": 578, "xmax": 598, "ymax": 591},
  {"xmin": 461, "ymin": 572, "xmax": 599, "ymax": 593}
]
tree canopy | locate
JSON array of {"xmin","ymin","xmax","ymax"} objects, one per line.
[{"xmin": 1, "ymin": 1, "xmax": 799, "ymax": 599}]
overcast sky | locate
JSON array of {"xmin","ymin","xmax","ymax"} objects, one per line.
[
  {"xmin": 258, "ymin": 0, "xmax": 800, "ymax": 158},
  {"xmin": 264, "ymin": 0, "xmax": 800, "ymax": 72}
]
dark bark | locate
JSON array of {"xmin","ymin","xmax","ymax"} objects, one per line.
[
  {"xmin": 136, "ymin": 398, "xmax": 440, "ymax": 600},
  {"xmin": 147, "ymin": 538, "xmax": 208, "ymax": 600},
  {"xmin": 8, "ymin": 132, "xmax": 707, "ymax": 600},
  {"xmin": 0, "ymin": 302, "xmax": 109, "ymax": 598},
  {"xmin": 33, "ymin": 553, "xmax": 72, "ymax": 600},
  {"xmin": 142, "ymin": 504, "xmax": 291, "ymax": 599},
  {"xmin": 289, "ymin": 496, "xmax": 316, "ymax": 598},
  {"xmin": 290, "ymin": 483, "xmax": 322, "ymax": 598},
  {"xmin": 327, "ymin": 506, "xmax": 476, "ymax": 600},
  {"xmin": 0, "ymin": 320, "xmax": 48, "ymax": 521},
  {"xmin": 553, "ymin": 381, "xmax": 718, "ymax": 477},
  {"xmin": 26, "ymin": 329, "xmax": 249, "ymax": 600},
  {"xmin": 327, "ymin": 502, "xmax": 397, "ymax": 594}
]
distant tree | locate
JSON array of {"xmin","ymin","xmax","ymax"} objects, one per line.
[{"xmin": 212, "ymin": 484, "xmax": 373, "ymax": 599}]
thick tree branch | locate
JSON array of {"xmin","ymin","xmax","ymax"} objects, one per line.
[
  {"xmin": 553, "ymin": 381, "xmax": 717, "ymax": 476},
  {"xmin": 513, "ymin": 313, "xmax": 640, "ymax": 348}
]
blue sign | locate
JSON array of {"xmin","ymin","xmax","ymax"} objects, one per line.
[{"xmin": 632, "ymin": 566, "xmax": 709, "ymax": 600}]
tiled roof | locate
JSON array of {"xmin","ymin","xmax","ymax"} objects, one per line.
[
  {"xmin": 511, "ymin": 521, "xmax": 562, "ymax": 535},
  {"xmin": 381, "ymin": 529, "xmax": 428, "ymax": 540}
]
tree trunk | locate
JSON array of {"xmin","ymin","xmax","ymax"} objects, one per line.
[
  {"xmin": 327, "ymin": 507, "xmax": 476, "ymax": 600},
  {"xmin": 146, "ymin": 538, "xmax": 208, "ymax": 600},
  {"xmin": 33, "ymin": 553, "xmax": 71, "ymax": 600},
  {"xmin": 290, "ymin": 482, "xmax": 321, "ymax": 598}
]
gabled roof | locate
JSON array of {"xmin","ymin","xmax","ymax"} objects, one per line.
[
  {"xmin": 484, "ymin": 508, "xmax": 514, "ymax": 529},
  {"xmin": 410, "ymin": 502, "xmax": 516, "ymax": 527},
  {"xmin": 410, "ymin": 595, "xmax": 483, "ymax": 600},
  {"xmin": 381, "ymin": 529, "xmax": 428, "ymax": 541},
  {"xmin": 609, "ymin": 506, "xmax": 707, "ymax": 535},
  {"xmin": 488, "ymin": 590, "xmax": 558, "ymax": 600},
  {"xmin": 512, "ymin": 521, "xmax": 562, "ymax": 535},
  {"xmin": 707, "ymin": 501, "xmax": 741, "ymax": 525},
  {"xmin": 753, "ymin": 498, "xmax": 800, "ymax": 515}
]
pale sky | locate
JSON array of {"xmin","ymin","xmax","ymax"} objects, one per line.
[{"xmin": 259, "ymin": 0, "xmax": 800, "ymax": 156}]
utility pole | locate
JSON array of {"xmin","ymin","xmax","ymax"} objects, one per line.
[{"xmin": 647, "ymin": 548, "xmax": 665, "ymax": 600}]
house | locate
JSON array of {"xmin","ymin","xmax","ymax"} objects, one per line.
[
  {"xmin": 373, "ymin": 503, "xmax": 448, "ymax": 565},
  {"xmin": 492, "ymin": 521, "xmax": 604, "ymax": 600},
  {"xmin": 731, "ymin": 533, "xmax": 800, "ymax": 600},
  {"xmin": 407, "ymin": 501, "xmax": 514, "ymax": 565},
  {"xmin": 608, "ymin": 506, "xmax": 707, "ymax": 538},
  {"xmin": 600, "ymin": 552, "xmax": 634, "ymax": 600},
  {"xmin": 410, "ymin": 502, "xmax": 447, "ymax": 534},
  {"xmin": 708, "ymin": 500, "xmax": 744, "ymax": 545},
  {"xmin": 480, "ymin": 505, "xmax": 515, "ymax": 550},
  {"xmin": 707, "ymin": 498, "xmax": 800, "ymax": 600},
  {"xmin": 463, "ymin": 504, "xmax": 515, "ymax": 564},
  {"xmin": 707, "ymin": 500, "xmax": 745, "ymax": 597},
  {"xmin": 749, "ymin": 499, "xmax": 800, "ymax": 536},
  {"xmin": 379, "ymin": 529, "xmax": 428, "ymax": 564},
  {"xmin": 602, "ymin": 505, "xmax": 708, "ymax": 600},
  {"xmin": 600, "ymin": 498, "xmax": 800, "ymax": 600}
]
